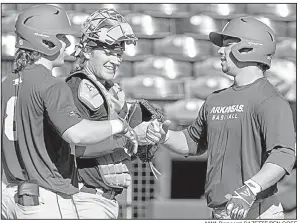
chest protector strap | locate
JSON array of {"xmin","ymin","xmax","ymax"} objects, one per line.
[{"xmin": 66, "ymin": 72, "xmax": 112, "ymax": 117}]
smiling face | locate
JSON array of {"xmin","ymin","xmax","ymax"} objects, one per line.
[
  {"xmin": 217, "ymin": 37, "xmax": 240, "ymax": 77},
  {"xmin": 86, "ymin": 43, "xmax": 124, "ymax": 81}
]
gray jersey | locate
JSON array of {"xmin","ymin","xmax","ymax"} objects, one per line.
[
  {"xmin": 1, "ymin": 64, "xmax": 82, "ymax": 195},
  {"xmin": 187, "ymin": 77, "xmax": 295, "ymax": 208}
]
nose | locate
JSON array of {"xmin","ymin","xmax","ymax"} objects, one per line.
[
  {"xmin": 110, "ymin": 54, "xmax": 122, "ymax": 66},
  {"xmin": 218, "ymin": 46, "xmax": 225, "ymax": 55}
]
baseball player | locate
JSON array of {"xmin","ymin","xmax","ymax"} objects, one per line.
[
  {"xmin": 146, "ymin": 17, "xmax": 296, "ymax": 219},
  {"xmin": 60, "ymin": 8, "xmax": 162, "ymax": 219},
  {"xmin": 58, "ymin": 8, "xmax": 148, "ymax": 219},
  {"xmin": 1, "ymin": 4, "xmax": 137, "ymax": 219}
]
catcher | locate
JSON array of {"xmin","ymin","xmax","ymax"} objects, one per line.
[{"xmin": 61, "ymin": 8, "xmax": 163, "ymax": 219}]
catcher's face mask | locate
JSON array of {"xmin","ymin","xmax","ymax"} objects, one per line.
[
  {"xmin": 86, "ymin": 37, "xmax": 126, "ymax": 55},
  {"xmin": 73, "ymin": 8, "xmax": 137, "ymax": 57},
  {"xmin": 82, "ymin": 8, "xmax": 137, "ymax": 46}
]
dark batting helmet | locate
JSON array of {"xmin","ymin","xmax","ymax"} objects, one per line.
[
  {"xmin": 209, "ymin": 17, "xmax": 276, "ymax": 69},
  {"xmin": 15, "ymin": 4, "xmax": 78, "ymax": 56}
]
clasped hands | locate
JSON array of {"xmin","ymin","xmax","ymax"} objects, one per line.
[
  {"xmin": 145, "ymin": 119, "xmax": 171, "ymax": 144},
  {"xmin": 120, "ymin": 118, "xmax": 171, "ymax": 155}
]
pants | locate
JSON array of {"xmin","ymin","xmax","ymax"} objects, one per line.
[
  {"xmin": 212, "ymin": 202, "xmax": 284, "ymax": 219},
  {"xmin": 256, "ymin": 203, "xmax": 284, "ymax": 219},
  {"xmin": 72, "ymin": 184, "xmax": 119, "ymax": 219},
  {"xmin": 2, "ymin": 182, "xmax": 79, "ymax": 219}
]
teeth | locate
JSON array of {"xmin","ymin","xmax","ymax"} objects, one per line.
[{"xmin": 105, "ymin": 66, "xmax": 114, "ymax": 70}]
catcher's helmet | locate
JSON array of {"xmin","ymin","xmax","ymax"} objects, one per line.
[
  {"xmin": 76, "ymin": 8, "xmax": 137, "ymax": 54},
  {"xmin": 15, "ymin": 4, "xmax": 78, "ymax": 56},
  {"xmin": 209, "ymin": 17, "xmax": 276, "ymax": 69}
]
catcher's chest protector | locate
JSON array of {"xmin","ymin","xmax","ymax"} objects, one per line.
[{"xmin": 67, "ymin": 72, "xmax": 132, "ymax": 190}]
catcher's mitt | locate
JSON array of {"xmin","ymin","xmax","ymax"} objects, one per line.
[{"xmin": 125, "ymin": 99, "xmax": 164, "ymax": 179}]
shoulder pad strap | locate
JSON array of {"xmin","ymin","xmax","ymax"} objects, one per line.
[
  {"xmin": 65, "ymin": 70, "xmax": 84, "ymax": 82},
  {"xmin": 78, "ymin": 79, "xmax": 103, "ymax": 111}
]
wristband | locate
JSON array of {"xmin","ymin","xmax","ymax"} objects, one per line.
[
  {"xmin": 244, "ymin": 179, "xmax": 262, "ymax": 196},
  {"xmin": 118, "ymin": 117, "xmax": 129, "ymax": 134},
  {"xmin": 110, "ymin": 120, "xmax": 124, "ymax": 135}
]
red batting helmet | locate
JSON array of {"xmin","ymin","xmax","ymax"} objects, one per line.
[
  {"xmin": 15, "ymin": 4, "xmax": 78, "ymax": 56},
  {"xmin": 209, "ymin": 17, "xmax": 276, "ymax": 69}
]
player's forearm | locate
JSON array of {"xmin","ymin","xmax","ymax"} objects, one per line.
[
  {"xmin": 63, "ymin": 119, "xmax": 123, "ymax": 145},
  {"xmin": 249, "ymin": 163, "xmax": 286, "ymax": 191},
  {"xmin": 77, "ymin": 136, "xmax": 126, "ymax": 158},
  {"xmin": 162, "ymin": 130, "xmax": 189, "ymax": 156}
]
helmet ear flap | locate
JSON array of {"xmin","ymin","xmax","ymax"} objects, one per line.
[
  {"xmin": 15, "ymin": 29, "xmax": 62, "ymax": 56},
  {"xmin": 231, "ymin": 41, "xmax": 254, "ymax": 62},
  {"xmin": 231, "ymin": 40, "xmax": 273, "ymax": 69},
  {"xmin": 209, "ymin": 17, "xmax": 276, "ymax": 69},
  {"xmin": 14, "ymin": 4, "xmax": 77, "ymax": 56}
]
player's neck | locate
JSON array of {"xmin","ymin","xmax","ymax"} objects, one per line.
[
  {"xmin": 35, "ymin": 58, "xmax": 53, "ymax": 72},
  {"xmin": 84, "ymin": 66, "xmax": 106, "ymax": 85},
  {"xmin": 234, "ymin": 67, "xmax": 264, "ymax": 86}
]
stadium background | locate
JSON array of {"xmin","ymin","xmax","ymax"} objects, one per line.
[{"xmin": 1, "ymin": 3, "xmax": 296, "ymax": 219}]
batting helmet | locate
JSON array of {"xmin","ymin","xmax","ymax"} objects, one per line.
[
  {"xmin": 209, "ymin": 17, "xmax": 276, "ymax": 69},
  {"xmin": 15, "ymin": 4, "xmax": 78, "ymax": 56},
  {"xmin": 74, "ymin": 8, "xmax": 137, "ymax": 56}
]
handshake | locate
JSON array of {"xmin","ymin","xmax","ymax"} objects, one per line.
[
  {"xmin": 118, "ymin": 117, "xmax": 172, "ymax": 155},
  {"xmin": 143, "ymin": 119, "xmax": 172, "ymax": 145}
]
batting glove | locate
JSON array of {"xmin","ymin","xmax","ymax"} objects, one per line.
[
  {"xmin": 146, "ymin": 120, "xmax": 171, "ymax": 144},
  {"xmin": 225, "ymin": 179, "xmax": 261, "ymax": 219}
]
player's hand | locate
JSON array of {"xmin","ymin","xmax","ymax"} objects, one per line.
[
  {"xmin": 133, "ymin": 121, "xmax": 154, "ymax": 145},
  {"xmin": 225, "ymin": 184, "xmax": 256, "ymax": 219},
  {"xmin": 146, "ymin": 119, "xmax": 171, "ymax": 144},
  {"xmin": 123, "ymin": 127, "xmax": 138, "ymax": 155},
  {"xmin": 108, "ymin": 83, "xmax": 126, "ymax": 114},
  {"xmin": 118, "ymin": 118, "xmax": 138, "ymax": 155}
]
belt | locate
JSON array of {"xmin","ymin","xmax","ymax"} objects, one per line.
[{"xmin": 80, "ymin": 185, "xmax": 117, "ymax": 200}]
